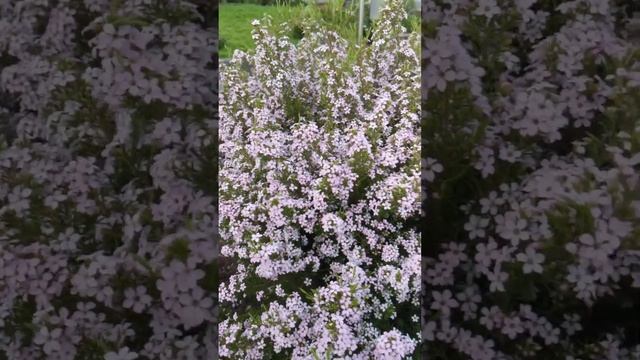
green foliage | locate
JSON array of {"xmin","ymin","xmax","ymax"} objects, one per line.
[
  {"xmin": 220, "ymin": 0, "xmax": 419, "ymax": 59},
  {"xmin": 295, "ymin": 0, "xmax": 362, "ymax": 43}
]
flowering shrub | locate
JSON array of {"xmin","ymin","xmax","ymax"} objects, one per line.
[
  {"xmin": 0, "ymin": 1, "xmax": 217, "ymax": 359},
  {"xmin": 422, "ymin": 0, "xmax": 640, "ymax": 358},
  {"xmin": 218, "ymin": 0, "xmax": 421, "ymax": 358}
]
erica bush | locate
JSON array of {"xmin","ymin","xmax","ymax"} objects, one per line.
[
  {"xmin": 218, "ymin": 0, "xmax": 421, "ymax": 358},
  {"xmin": 0, "ymin": 1, "xmax": 217, "ymax": 359},
  {"xmin": 421, "ymin": 0, "xmax": 640, "ymax": 358}
]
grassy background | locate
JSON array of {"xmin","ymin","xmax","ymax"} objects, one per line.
[
  {"xmin": 219, "ymin": 1, "xmax": 420, "ymax": 59},
  {"xmin": 219, "ymin": 4, "xmax": 291, "ymax": 59}
]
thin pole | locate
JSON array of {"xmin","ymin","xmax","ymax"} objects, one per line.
[{"xmin": 358, "ymin": 0, "xmax": 364, "ymax": 42}]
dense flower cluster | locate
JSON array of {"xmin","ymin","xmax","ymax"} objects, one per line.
[
  {"xmin": 218, "ymin": 1, "xmax": 420, "ymax": 358},
  {"xmin": 0, "ymin": 1, "xmax": 217, "ymax": 359},
  {"xmin": 422, "ymin": 0, "xmax": 640, "ymax": 358}
]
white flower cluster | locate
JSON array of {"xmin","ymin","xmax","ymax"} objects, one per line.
[
  {"xmin": 219, "ymin": 0, "xmax": 420, "ymax": 358},
  {"xmin": 0, "ymin": 1, "xmax": 217, "ymax": 359}
]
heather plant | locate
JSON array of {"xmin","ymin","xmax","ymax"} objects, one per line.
[
  {"xmin": 218, "ymin": 0, "xmax": 420, "ymax": 358},
  {"xmin": 422, "ymin": 0, "xmax": 640, "ymax": 358},
  {"xmin": 0, "ymin": 1, "xmax": 217, "ymax": 359}
]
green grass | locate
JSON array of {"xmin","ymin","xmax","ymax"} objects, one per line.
[
  {"xmin": 219, "ymin": 1, "xmax": 421, "ymax": 59},
  {"xmin": 220, "ymin": 4, "xmax": 292, "ymax": 59}
]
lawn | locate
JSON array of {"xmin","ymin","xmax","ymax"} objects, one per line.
[
  {"xmin": 220, "ymin": 2, "xmax": 420, "ymax": 59},
  {"xmin": 219, "ymin": 4, "xmax": 293, "ymax": 59}
]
